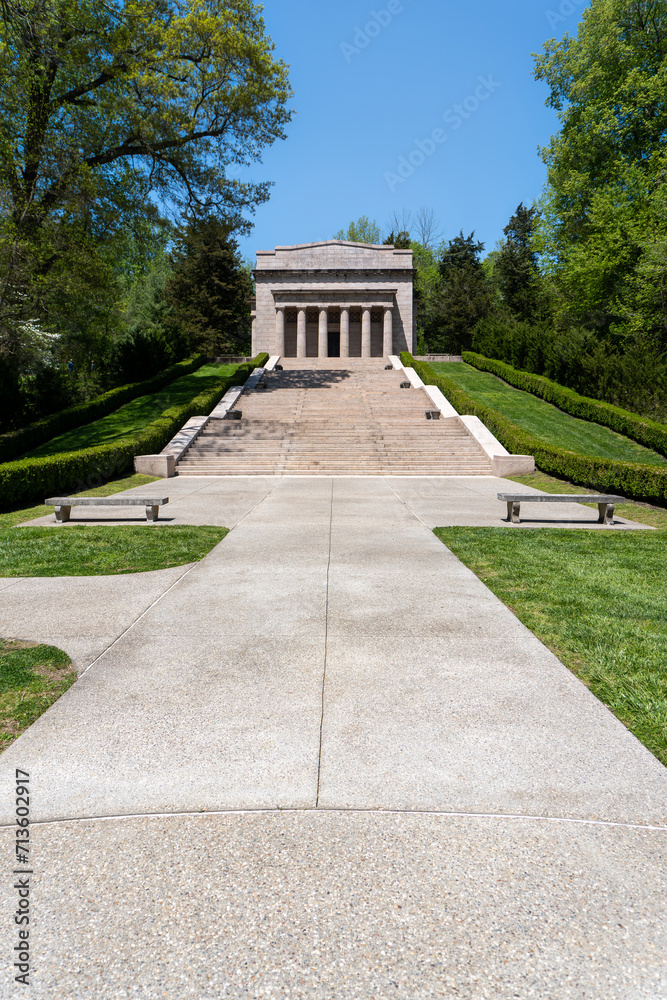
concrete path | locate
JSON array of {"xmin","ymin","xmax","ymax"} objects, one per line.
[{"xmin": 1, "ymin": 477, "xmax": 665, "ymax": 998}]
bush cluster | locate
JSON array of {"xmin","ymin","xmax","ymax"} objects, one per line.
[
  {"xmin": 0, "ymin": 353, "xmax": 208, "ymax": 464},
  {"xmin": 0, "ymin": 355, "xmax": 269, "ymax": 508},
  {"xmin": 400, "ymin": 353, "xmax": 667, "ymax": 504},
  {"xmin": 472, "ymin": 315, "xmax": 667, "ymax": 422},
  {"xmin": 463, "ymin": 352, "xmax": 667, "ymax": 459}
]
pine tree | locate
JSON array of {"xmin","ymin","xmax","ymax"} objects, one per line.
[
  {"xmin": 165, "ymin": 217, "xmax": 253, "ymax": 356},
  {"xmin": 494, "ymin": 204, "xmax": 542, "ymax": 320}
]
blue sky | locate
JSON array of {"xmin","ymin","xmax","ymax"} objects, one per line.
[{"xmin": 235, "ymin": 0, "xmax": 587, "ymax": 261}]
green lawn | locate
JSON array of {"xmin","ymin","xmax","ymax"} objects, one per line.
[
  {"xmin": 0, "ymin": 640, "xmax": 77, "ymax": 750},
  {"xmin": 26, "ymin": 363, "xmax": 238, "ymax": 458},
  {"xmin": 0, "ymin": 524, "xmax": 228, "ymax": 576},
  {"xmin": 434, "ymin": 526, "xmax": 667, "ymax": 767},
  {"xmin": 431, "ymin": 362, "xmax": 667, "ymax": 466}
]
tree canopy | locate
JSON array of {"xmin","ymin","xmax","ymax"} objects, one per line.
[
  {"xmin": 534, "ymin": 0, "xmax": 667, "ymax": 339},
  {"xmin": 333, "ymin": 216, "xmax": 381, "ymax": 244},
  {"xmin": 0, "ymin": 0, "xmax": 293, "ymax": 337}
]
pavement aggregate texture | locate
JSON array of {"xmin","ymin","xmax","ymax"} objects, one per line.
[{"xmin": 0, "ymin": 475, "xmax": 665, "ymax": 998}]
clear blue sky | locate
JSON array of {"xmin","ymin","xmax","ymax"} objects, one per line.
[{"xmin": 235, "ymin": 0, "xmax": 587, "ymax": 261}]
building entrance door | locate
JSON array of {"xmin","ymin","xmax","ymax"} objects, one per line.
[{"xmin": 327, "ymin": 330, "xmax": 340, "ymax": 357}]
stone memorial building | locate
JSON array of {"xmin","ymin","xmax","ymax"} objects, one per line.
[{"xmin": 251, "ymin": 240, "xmax": 414, "ymax": 358}]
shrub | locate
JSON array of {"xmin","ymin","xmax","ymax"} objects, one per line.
[
  {"xmin": 400, "ymin": 352, "xmax": 667, "ymax": 503},
  {"xmin": 462, "ymin": 352, "xmax": 667, "ymax": 459},
  {"xmin": 0, "ymin": 353, "xmax": 207, "ymax": 464},
  {"xmin": 0, "ymin": 355, "xmax": 269, "ymax": 508}
]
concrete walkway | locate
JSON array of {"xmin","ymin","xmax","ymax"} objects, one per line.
[{"xmin": 1, "ymin": 477, "xmax": 665, "ymax": 998}]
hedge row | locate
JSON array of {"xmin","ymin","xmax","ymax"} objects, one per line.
[
  {"xmin": 400, "ymin": 353, "xmax": 667, "ymax": 504},
  {"xmin": 462, "ymin": 351, "xmax": 667, "ymax": 459},
  {"xmin": 0, "ymin": 353, "xmax": 208, "ymax": 464},
  {"xmin": 0, "ymin": 354, "xmax": 270, "ymax": 509}
]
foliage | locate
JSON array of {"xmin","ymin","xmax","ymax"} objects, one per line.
[
  {"xmin": 401, "ymin": 353, "xmax": 667, "ymax": 503},
  {"xmin": 383, "ymin": 230, "xmax": 412, "ymax": 249},
  {"xmin": 333, "ymin": 216, "xmax": 381, "ymax": 244},
  {"xmin": 533, "ymin": 0, "xmax": 667, "ymax": 341},
  {"xmin": 164, "ymin": 215, "xmax": 253, "ymax": 356},
  {"xmin": 0, "ymin": 353, "xmax": 206, "ymax": 463},
  {"xmin": 0, "ymin": 0, "xmax": 292, "ymax": 397},
  {"xmin": 0, "ymin": 525, "xmax": 228, "ymax": 576},
  {"xmin": 434, "ymin": 527, "xmax": 667, "ymax": 766},
  {"xmin": 492, "ymin": 203, "xmax": 545, "ymax": 320},
  {"xmin": 425, "ymin": 232, "xmax": 493, "ymax": 353},
  {"xmin": 463, "ymin": 352, "xmax": 667, "ymax": 458},
  {"xmin": 472, "ymin": 314, "xmax": 667, "ymax": 421},
  {"xmin": 0, "ymin": 355, "xmax": 268, "ymax": 507},
  {"xmin": 433, "ymin": 359, "xmax": 665, "ymax": 465}
]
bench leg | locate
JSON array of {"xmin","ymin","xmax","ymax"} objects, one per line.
[
  {"xmin": 55, "ymin": 506, "xmax": 71, "ymax": 522},
  {"xmin": 146, "ymin": 505, "xmax": 159, "ymax": 522},
  {"xmin": 507, "ymin": 501, "xmax": 521, "ymax": 524},
  {"xmin": 598, "ymin": 502, "xmax": 614, "ymax": 525}
]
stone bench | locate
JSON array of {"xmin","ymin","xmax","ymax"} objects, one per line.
[
  {"xmin": 497, "ymin": 493, "xmax": 626, "ymax": 525},
  {"xmin": 46, "ymin": 497, "xmax": 169, "ymax": 523}
]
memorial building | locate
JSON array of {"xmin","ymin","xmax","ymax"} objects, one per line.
[{"xmin": 251, "ymin": 240, "xmax": 414, "ymax": 358}]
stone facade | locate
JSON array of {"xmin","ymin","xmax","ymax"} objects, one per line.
[{"xmin": 252, "ymin": 241, "xmax": 414, "ymax": 358}]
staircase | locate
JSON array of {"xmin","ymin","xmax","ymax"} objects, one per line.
[{"xmin": 176, "ymin": 359, "xmax": 494, "ymax": 476}]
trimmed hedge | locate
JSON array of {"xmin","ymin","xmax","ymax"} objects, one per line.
[
  {"xmin": 0, "ymin": 354, "xmax": 270, "ymax": 509},
  {"xmin": 462, "ymin": 351, "xmax": 667, "ymax": 459},
  {"xmin": 0, "ymin": 353, "xmax": 208, "ymax": 464},
  {"xmin": 400, "ymin": 353, "xmax": 667, "ymax": 504}
]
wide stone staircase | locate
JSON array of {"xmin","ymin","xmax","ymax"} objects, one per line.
[{"xmin": 176, "ymin": 359, "xmax": 494, "ymax": 476}]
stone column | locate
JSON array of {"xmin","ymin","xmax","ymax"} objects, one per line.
[
  {"xmin": 318, "ymin": 307, "xmax": 328, "ymax": 358},
  {"xmin": 340, "ymin": 308, "xmax": 350, "ymax": 358},
  {"xmin": 275, "ymin": 307, "xmax": 285, "ymax": 357},
  {"xmin": 297, "ymin": 308, "xmax": 307, "ymax": 358},
  {"xmin": 361, "ymin": 307, "xmax": 372, "ymax": 358},
  {"xmin": 383, "ymin": 306, "xmax": 393, "ymax": 358}
]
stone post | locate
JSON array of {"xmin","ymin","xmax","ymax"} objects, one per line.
[
  {"xmin": 318, "ymin": 307, "xmax": 328, "ymax": 358},
  {"xmin": 383, "ymin": 306, "xmax": 393, "ymax": 358},
  {"xmin": 297, "ymin": 308, "xmax": 307, "ymax": 358},
  {"xmin": 275, "ymin": 307, "xmax": 285, "ymax": 357},
  {"xmin": 340, "ymin": 308, "xmax": 350, "ymax": 358},
  {"xmin": 361, "ymin": 308, "xmax": 372, "ymax": 358}
]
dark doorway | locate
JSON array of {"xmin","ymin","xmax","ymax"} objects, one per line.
[{"xmin": 327, "ymin": 331, "xmax": 340, "ymax": 357}]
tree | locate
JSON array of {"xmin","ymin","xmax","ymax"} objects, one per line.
[
  {"xmin": 493, "ymin": 203, "xmax": 544, "ymax": 320},
  {"xmin": 164, "ymin": 215, "xmax": 253, "ymax": 356},
  {"xmin": 0, "ymin": 0, "xmax": 293, "ymax": 340},
  {"xmin": 533, "ymin": 0, "xmax": 667, "ymax": 339},
  {"xmin": 333, "ymin": 216, "xmax": 381, "ymax": 244},
  {"xmin": 431, "ymin": 232, "xmax": 493, "ymax": 352},
  {"xmin": 383, "ymin": 231, "xmax": 412, "ymax": 249},
  {"xmin": 414, "ymin": 207, "xmax": 443, "ymax": 249}
]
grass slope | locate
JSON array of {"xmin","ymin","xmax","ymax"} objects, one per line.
[
  {"xmin": 0, "ymin": 640, "xmax": 77, "ymax": 750},
  {"xmin": 26, "ymin": 363, "xmax": 238, "ymax": 458},
  {"xmin": 434, "ymin": 527, "xmax": 667, "ymax": 767},
  {"xmin": 431, "ymin": 362, "xmax": 667, "ymax": 467}
]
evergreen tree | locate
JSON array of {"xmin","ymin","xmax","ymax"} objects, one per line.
[
  {"xmin": 494, "ymin": 204, "xmax": 543, "ymax": 320},
  {"xmin": 431, "ymin": 232, "xmax": 493, "ymax": 352},
  {"xmin": 165, "ymin": 217, "xmax": 253, "ymax": 356},
  {"xmin": 383, "ymin": 231, "xmax": 412, "ymax": 249}
]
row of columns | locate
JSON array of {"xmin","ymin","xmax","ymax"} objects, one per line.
[{"xmin": 275, "ymin": 306, "xmax": 393, "ymax": 359}]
